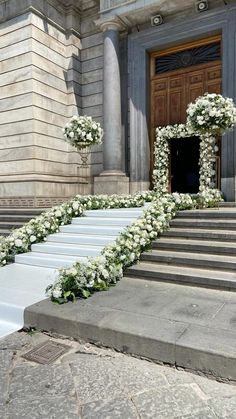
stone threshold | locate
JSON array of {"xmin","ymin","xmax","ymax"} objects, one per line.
[{"xmin": 24, "ymin": 277, "xmax": 236, "ymax": 382}]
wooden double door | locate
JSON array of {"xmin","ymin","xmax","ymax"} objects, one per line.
[{"xmin": 150, "ymin": 36, "xmax": 222, "ymax": 192}]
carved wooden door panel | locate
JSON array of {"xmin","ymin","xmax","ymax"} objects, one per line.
[{"xmin": 150, "ymin": 36, "xmax": 222, "ymax": 188}]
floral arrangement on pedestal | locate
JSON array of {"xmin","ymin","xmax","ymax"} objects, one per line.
[
  {"xmin": 187, "ymin": 93, "xmax": 236, "ymax": 135},
  {"xmin": 153, "ymin": 93, "xmax": 236, "ymax": 196},
  {"xmin": 63, "ymin": 115, "xmax": 103, "ymax": 150}
]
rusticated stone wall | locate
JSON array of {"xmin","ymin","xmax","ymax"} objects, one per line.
[{"xmin": 0, "ymin": 1, "xmax": 86, "ymax": 207}]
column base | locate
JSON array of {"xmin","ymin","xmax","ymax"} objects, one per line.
[
  {"xmin": 94, "ymin": 172, "xmax": 130, "ymax": 195},
  {"xmin": 129, "ymin": 181, "xmax": 150, "ymax": 194}
]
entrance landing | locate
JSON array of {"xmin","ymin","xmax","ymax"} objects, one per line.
[{"xmin": 25, "ymin": 276, "xmax": 236, "ymax": 382}]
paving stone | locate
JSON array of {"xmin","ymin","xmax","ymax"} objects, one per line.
[
  {"xmin": 0, "ymin": 401, "xmax": 6, "ymax": 419},
  {"xmin": 2, "ymin": 332, "xmax": 236, "ymax": 418},
  {"xmin": 70, "ymin": 356, "xmax": 128, "ymax": 404},
  {"xmin": 176, "ymin": 324, "xmax": 236, "ymax": 380},
  {"xmin": 132, "ymin": 385, "xmax": 208, "ymax": 419},
  {"xmin": 0, "ymin": 331, "xmax": 46, "ymax": 351},
  {"xmin": 0, "ymin": 351, "xmax": 14, "ymax": 401},
  {"xmin": 193, "ymin": 374, "xmax": 236, "ymax": 398},
  {"xmin": 209, "ymin": 396, "xmax": 236, "ymax": 418},
  {"xmin": 81, "ymin": 397, "xmax": 138, "ymax": 419},
  {"xmin": 161, "ymin": 367, "xmax": 197, "ymax": 385},
  {"xmin": 209, "ymin": 302, "xmax": 236, "ymax": 331},
  {"xmin": 0, "ymin": 350, "xmax": 14, "ymax": 375},
  {"xmin": 158, "ymin": 296, "xmax": 224, "ymax": 326},
  {"xmin": 70, "ymin": 353, "xmax": 168, "ymax": 404},
  {"xmin": 8, "ymin": 365, "xmax": 75, "ymax": 399},
  {"xmin": 86, "ymin": 279, "xmax": 177, "ymax": 317},
  {"xmin": 180, "ymin": 410, "xmax": 217, "ymax": 419},
  {"xmin": 5, "ymin": 396, "xmax": 79, "ymax": 419}
]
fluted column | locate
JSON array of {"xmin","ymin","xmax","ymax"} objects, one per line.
[{"xmin": 94, "ymin": 17, "xmax": 129, "ymax": 194}]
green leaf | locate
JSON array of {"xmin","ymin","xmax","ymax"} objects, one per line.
[{"xmin": 81, "ymin": 289, "xmax": 91, "ymax": 298}]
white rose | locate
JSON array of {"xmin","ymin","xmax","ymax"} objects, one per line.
[
  {"xmin": 15, "ymin": 239, "xmax": 23, "ymax": 247},
  {"xmin": 72, "ymin": 202, "xmax": 79, "ymax": 210},
  {"xmin": 30, "ymin": 235, "xmax": 36, "ymax": 243},
  {"xmin": 52, "ymin": 288, "xmax": 62, "ymax": 299}
]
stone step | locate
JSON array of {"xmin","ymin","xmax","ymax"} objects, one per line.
[
  {"xmin": 0, "ymin": 208, "xmax": 45, "ymax": 237},
  {"xmin": 47, "ymin": 233, "xmax": 117, "ymax": 246},
  {"xmin": 163, "ymin": 228, "xmax": 236, "ymax": 242},
  {"xmin": 0, "ymin": 208, "xmax": 45, "ymax": 215},
  {"xmin": 177, "ymin": 210, "xmax": 236, "ymax": 219},
  {"xmin": 0, "ymin": 229, "xmax": 11, "ymax": 237},
  {"xmin": 220, "ymin": 202, "xmax": 236, "ymax": 207},
  {"xmin": 15, "ymin": 252, "xmax": 86, "ymax": 269},
  {"xmin": 60, "ymin": 224, "xmax": 124, "ymax": 235},
  {"xmin": 126, "ymin": 262, "xmax": 236, "ymax": 290},
  {"xmin": 24, "ymin": 277, "xmax": 236, "ymax": 382},
  {"xmin": 152, "ymin": 237, "xmax": 236, "ymax": 256},
  {"xmin": 141, "ymin": 249, "xmax": 236, "ymax": 271},
  {"xmin": 0, "ymin": 215, "xmax": 38, "ymax": 222},
  {"xmin": 0, "ymin": 221, "xmax": 25, "ymax": 230},
  {"xmin": 31, "ymin": 242, "xmax": 103, "ymax": 257},
  {"xmin": 170, "ymin": 218, "xmax": 236, "ymax": 229}
]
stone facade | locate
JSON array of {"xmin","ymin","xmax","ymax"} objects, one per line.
[{"xmin": 0, "ymin": 0, "xmax": 236, "ymax": 205}]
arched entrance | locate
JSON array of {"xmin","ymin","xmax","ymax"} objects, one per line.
[{"xmin": 150, "ymin": 35, "xmax": 222, "ymax": 192}]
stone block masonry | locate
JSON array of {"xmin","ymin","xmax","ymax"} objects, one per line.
[
  {"xmin": 1, "ymin": 0, "xmax": 235, "ymax": 203},
  {"xmin": 0, "ymin": 2, "xmax": 88, "ymax": 207}
]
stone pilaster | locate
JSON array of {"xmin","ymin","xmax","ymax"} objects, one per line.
[{"xmin": 94, "ymin": 17, "xmax": 129, "ymax": 195}]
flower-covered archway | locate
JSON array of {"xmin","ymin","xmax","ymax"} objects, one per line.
[
  {"xmin": 152, "ymin": 124, "xmax": 218, "ymax": 194},
  {"xmin": 152, "ymin": 94, "xmax": 236, "ymax": 195}
]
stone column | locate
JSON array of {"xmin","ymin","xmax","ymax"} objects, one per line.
[{"xmin": 94, "ymin": 18, "xmax": 129, "ymax": 195}]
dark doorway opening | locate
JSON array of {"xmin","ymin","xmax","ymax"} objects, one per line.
[{"xmin": 170, "ymin": 137, "xmax": 200, "ymax": 193}]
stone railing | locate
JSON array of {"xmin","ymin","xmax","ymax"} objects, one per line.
[{"xmin": 100, "ymin": 0, "xmax": 136, "ymax": 12}]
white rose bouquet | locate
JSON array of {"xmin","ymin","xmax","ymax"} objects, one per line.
[
  {"xmin": 187, "ymin": 93, "xmax": 236, "ymax": 134},
  {"xmin": 63, "ymin": 115, "xmax": 103, "ymax": 150}
]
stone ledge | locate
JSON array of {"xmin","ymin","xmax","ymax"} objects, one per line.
[{"xmin": 24, "ymin": 277, "xmax": 236, "ymax": 382}]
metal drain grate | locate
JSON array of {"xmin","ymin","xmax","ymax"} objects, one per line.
[{"xmin": 22, "ymin": 340, "xmax": 70, "ymax": 364}]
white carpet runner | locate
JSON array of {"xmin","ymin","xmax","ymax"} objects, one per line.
[{"xmin": 0, "ymin": 206, "xmax": 147, "ymax": 339}]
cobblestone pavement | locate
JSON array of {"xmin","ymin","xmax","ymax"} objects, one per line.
[{"xmin": 1, "ymin": 331, "xmax": 236, "ymax": 418}]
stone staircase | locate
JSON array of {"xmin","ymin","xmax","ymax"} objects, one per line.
[
  {"xmin": 126, "ymin": 206, "xmax": 236, "ymax": 291},
  {"xmin": 23, "ymin": 203, "xmax": 236, "ymax": 382},
  {"xmin": 14, "ymin": 207, "xmax": 145, "ymax": 269},
  {"xmin": 0, "ymin": 208, "xmax": 45, "ymax": 236}
]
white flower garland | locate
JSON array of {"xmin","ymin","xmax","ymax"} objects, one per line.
[
  {"xmin": 153, "ymin": 94, "xmax": 236, "ymax": 196},
  {"xmin": 153, "ymin": 123, "xmax": 219, "ymax": 194},
  {"xmin": 47, "ymin": 191, "xmax": 222, "ymax": 303},
  {"xmin": 153, "ymin": 124, "xmax": 195, "ymax": 194},
  {"xmin": 0, "ymin": 194, "xmax": 146, "ymax": 268}
]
